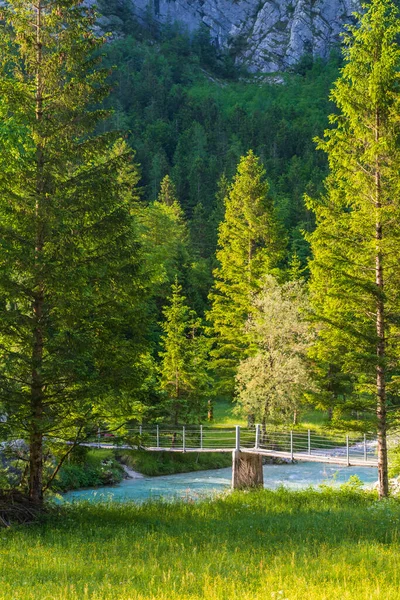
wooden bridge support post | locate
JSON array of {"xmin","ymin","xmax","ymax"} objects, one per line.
[
  {"xmin": 364, "ymin": 434, "xmax": 367, "ymax": 462},
  {"xmin": 156, "ymin": 425, "xmax": 160, "ymax": 449},
  {"xmin": 232, "ymin": 451, "xmax": 264, "ymax": 490},
  {"xmin": 346, "ymin": 435, "xmax": 350, "ymax": 466}
]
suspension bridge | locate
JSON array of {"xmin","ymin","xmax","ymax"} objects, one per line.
[
  {"xmin": 117, "ymin": 425, "xmax": 378, "ymax": 489},
  {"xmin": 125, "ymin": 425, "xmax": 377, "ymax": 467}
]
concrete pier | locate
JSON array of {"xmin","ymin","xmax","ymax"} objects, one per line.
[{"xmin": 232, "ymin": 451, "xmax": 264, "ymax": 490}]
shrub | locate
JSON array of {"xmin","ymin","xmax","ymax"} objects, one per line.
[{"xmin": 53, "ymin": 450, "xmax": 124, "ymax": 492}]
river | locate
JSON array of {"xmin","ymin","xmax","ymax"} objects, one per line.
[{"xmin": 62, "ymin": 461, "xmax": 378, "ymax": 504}]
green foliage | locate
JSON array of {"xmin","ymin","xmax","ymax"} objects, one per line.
[
  {"xmin": 0, "ymin": 0, "xmax": 149, "ymax": 500},
  {"xmin": 389, "ymin": 444, "xmax": 400, "ymax": 477},
  {"xmin": 159, "ymin": 280, "xmax": 211, "ymax": 423},
  {"xmin": 95, "ymin": 22, "xmax": 343, "ymax": 395},
  {"xmin": 307, "ymin": 0, "xmax": 400, "ymax": 496},
  {"xmin": 96, "ymin": 0, "xmax": 140, "ymax": 36},
  {"xmin": 139, "ymin": 177, "xmax": 190, "ymax": 305},
  {"xmin": 307, "ymin": 0, "xmax": 400, "ymax": 417},
  {"xmin": 119, "ymin": 449, "xmax": 231, "ymax": 476},
  {"xmin": 53, "ymin": 450, "xmax": 124, "ymax": 493},
  {"xmin": 103, "ymin": 30, "xmax": 340, "ymax": 264},
  {"xmin": 288, "ymin": 251, "xmax": 306, "ymax": 281},
  {"xmin": 208, "ymin": 151, "xmax": 285, "ymax": 396},
  {"xmin": 235, "ymin": 276, "xmax": 315, "ymax": 426}
]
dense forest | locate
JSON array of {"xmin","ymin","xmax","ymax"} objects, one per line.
[
  {"xmin": 101, "ymin": 7, "xmax": 340, "ymax": 270},
  {"xmin": 93, "ymin": 4, "xmax": 344, "ymax": 414}
]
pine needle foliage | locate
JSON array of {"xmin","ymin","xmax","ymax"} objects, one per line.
[
  {"xmin": 159, "ymin": 280, "xmax": 210, "ymax": 424},
  {"xmin": 0, "ymin": 0, "xmax": 147, "ymax": 503},
  {"xmin": 307, "ymin": 0, "xmax": 400, "ymax": 497},
  {"xmin": 139, "ymin": 175, "xmax": 190, "ymax": 298},
  {"xmin": 208, "ymin": 150, "xmax": 285, "ymax": 396}
]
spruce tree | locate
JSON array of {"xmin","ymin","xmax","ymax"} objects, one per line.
[
  {"xmin": 208, "ymin": 173, "xmax": 229, "ymax": 260},
  {"xmin": 158, "ymin": 175, "xmax": 177, "ymax": 207},
  {"xmin": 139, "ymin": 174, "xmax": 191, "ymax": 321},
  {"xmin": 159, "ymin": 280, "xmax": 210, "ymax": 424},
  {"xmin": 288, "ymin": 251, "xmax": 305, "ymax": 281},
  {"xmin": 307, "ymin": 0, "xmax": 400, "ymax": 497},
  {"xmin": 208, "ymin": 151, "xmax": 285, "ymax": 396},
  {"xmin": 0, "ymin": 0, "xmax": 147, "ymax": 503}
]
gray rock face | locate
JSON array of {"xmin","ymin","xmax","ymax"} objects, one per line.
[{"xmin": 121, "ymin": 0, "xmax": 361, "ymax": 72}]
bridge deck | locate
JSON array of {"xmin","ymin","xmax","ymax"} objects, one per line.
[
  {"xmin": 143, "ymin": 446, "xmax": 378, "ymax": 467},
  {"xmin": 121, "ymin": 425, "xmax": 378, "ymax": 468}
]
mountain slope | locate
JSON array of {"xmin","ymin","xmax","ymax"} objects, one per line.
[{"xmin": 103, "ymin": 0, "xmax": 361, "ymax": 72}]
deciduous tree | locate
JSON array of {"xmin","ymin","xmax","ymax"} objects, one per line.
[{"xmin": 235, "ymin": 276, "xmax": 314, "ymax": 429}]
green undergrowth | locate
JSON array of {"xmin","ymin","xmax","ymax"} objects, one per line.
[
  {"xmin": 389, "ymin": 444, "xmax": 400, "ymax": 478},
  {"xmin": 52, "ymin": 449, "xmax": 124, "ymax": 493},
  {"xmin": 2, "ymin": 487, "xmax": 400, "ymax": 599},
  {"xmin": 118, "ymin": 449, "xmax": 231, "ymax": 476}
]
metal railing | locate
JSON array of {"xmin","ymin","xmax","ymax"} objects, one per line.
[{"xmin": 125, "ymin": 425, "xmax": 377, "ymax": 466}]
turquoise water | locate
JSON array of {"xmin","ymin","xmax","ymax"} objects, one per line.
[{"xmin": 62, "ymin": 462, "xmax": 378, "ymax": 504}]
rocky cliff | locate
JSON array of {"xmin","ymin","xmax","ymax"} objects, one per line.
[{"xmin": 115, "ymin": 0, "xmax": 361, "ymax": 72}]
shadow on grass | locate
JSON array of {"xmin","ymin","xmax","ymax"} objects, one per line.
[{"xmin": 27, "ymin": 487, "xmax": 400, "ymax": 552}]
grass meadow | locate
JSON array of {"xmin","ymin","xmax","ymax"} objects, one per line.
[
  {"xmin": 212, "ymin": 399, "xmax": 330, "ymax": 429},
  {"xmin": 1, "ymin": 487, "xmax": 400, "ymax": 600},
  {"xmin": 212, "ymin": 400, "xmax": 372, "ymax": 436}
]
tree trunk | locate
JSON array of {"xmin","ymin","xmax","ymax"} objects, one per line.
[
  {"xmin": 207, "ymin": 399, "xmax": 213, "ymax": 422},
  {"xmin": 375, "ymin": 108, "xmax": 389, "ymax": 499},
  {"xmin": 293, "ymin": 409, "xmax": 298, "ymax": 426},
  {"xmin": 376, "ymin": 253, "xmax": 388, "ymax": 498},
  {"xmin": 29, "ymin": 420, "xmax": 43, "ymax": 504},
  {"xmin": 29, "ymin": 1, "xmax": 45, "ymax": 505},
  {"xmin": 29, "ymin": 289, "xmax": 45, "ymax": 504},
  {"xmin": 247, "ymin": 413, "xmax": 255, "ymax": 428},
  {"xmin": 261, "ymin": 416, "xmax": 267, "ymax": 444}
]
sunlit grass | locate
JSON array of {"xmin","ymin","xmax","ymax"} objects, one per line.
[
  {"xmin": 212, "ymin": 403, "xmax": 370, "ymax": 439},
  {"xmin": 1, "ymin": 487, "xmax": 400, "ymax": 599},
  {"xmin": 213, "ymin": 402, "xmax": 335, "ymax": 432},
  {"xmin": 212, "ymin": 398, "xmax": 246, "ymax": 426}
]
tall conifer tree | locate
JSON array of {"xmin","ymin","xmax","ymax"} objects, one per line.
[
  {"xmin": 158, "ymin": 175, "xmax": 178, "ymax": 208},
  {"xmin": 0, "ymin": 0, "xmax": 147, "ymax": 503},
  {"xmin": 159, "ymin": 280, "xmax": 210, "ymax": 424},
  {"xmin": 208, "ymin": 151, "xmax": 284, "ymax": 396},
  {"xmin": 307, "ymin": 0, "xmax": 400, "ymax": 498},
  {"xmin": 139, "ymin": 175, "xmax": 190, "ymax": 308}
]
